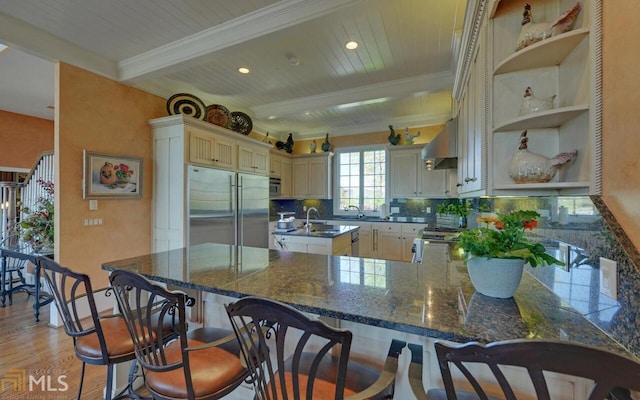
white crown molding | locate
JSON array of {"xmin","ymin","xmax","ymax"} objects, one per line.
[
  {"xmin": 0, "ymin": 12, "xmax": 118, "ymax": 80},
  {"xmin": 251, "ymin": 72, "xmax": 455, "ymax": 119},
  {"xmin": 118, "ymin": 0, "xmax": 362, "ymax": 83}
]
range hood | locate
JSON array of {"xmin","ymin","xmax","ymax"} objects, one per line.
[{"xmin": 421, "ymin": 119, "xmax": 458, "ymax": 170}]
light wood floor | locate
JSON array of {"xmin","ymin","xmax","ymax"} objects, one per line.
[{"xmin": 0, "ymin": 291, "xmax": 255, "ymax": 399}]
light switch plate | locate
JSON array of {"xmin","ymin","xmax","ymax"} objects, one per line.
[
  {"xmin": 391, "ymin": 207, "xmax": 400, "ymax": 214},
  {"xmin": 599, "ymin": 257, "xmax": 617, "ymax": 301},
  {"xmin": 89, "ymin": 199, "xmax": 98, "ymax": 210}
]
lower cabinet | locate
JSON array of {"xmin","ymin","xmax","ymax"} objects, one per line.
[{"xmin": 272, "ymin": 233, "xmax": 351, "ymax": 256}]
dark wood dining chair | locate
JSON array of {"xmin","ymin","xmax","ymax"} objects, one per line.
[
  {"xmin": 37, "ymin": 256, "xmax": 158, "ymax": 400},
  {"xmin": 225, "ymin": 295, "xmax": 406, "ymax": 400},
  {"xmin": 108, "ymin": 269, "xmax": 249, "ymax": 400},
  {"xmin": 408, "ymin": 340, "xmax": 640, "ymax": 400},
  {"xmin": 0, "ymin": 236, "xmax": 30, "ymax": 306}
]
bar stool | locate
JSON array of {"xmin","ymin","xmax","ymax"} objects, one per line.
[{"xmin": 408, "ymin": 340, "xmax": 640, "ymax": 399}]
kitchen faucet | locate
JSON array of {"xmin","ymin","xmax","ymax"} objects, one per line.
[
  {"xmin": 306, "ymin": 207, "xmax": 320, "ymax": 231},
  {"xmin": 348, "ymin": 205, "xmax": 365, "ymax": 218}
]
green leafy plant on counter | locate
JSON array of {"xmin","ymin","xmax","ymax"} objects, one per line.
[
  {"xmin": 457, "ymin": 210, "xmax": 564, "ymax": 268},
  {"xmin": 18, "ymin": 179, "xmax": 54, "ymax": 250},
  {"xmin": 437, "ymin": 199, "xmax": 471, "ymax": 217}
]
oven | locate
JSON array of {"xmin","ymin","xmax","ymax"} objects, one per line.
[{"xmin": 269, "ymin": 177, "xmax": 281, "ymax": 197}]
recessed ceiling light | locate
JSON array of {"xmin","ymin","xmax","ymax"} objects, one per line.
[
  {"xmin": 238, "ymin": 67, "xmax": 250, "ymax": 74},
  {"xmin": 345, "ymin": 41, "xmax": 358, "ymax": 50}
]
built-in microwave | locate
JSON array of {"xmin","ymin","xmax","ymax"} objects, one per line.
[{"xmin": 269, "ymin": 177, "xmax": 281, "ymax": 197}]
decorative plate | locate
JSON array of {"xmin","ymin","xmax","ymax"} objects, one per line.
[
  {"xmin": 230, "ymin": 111, "xmax": 253, "ymax": 135},
  {"xmin": 166, "ymin": 93, "xmax": 206, "ymax": 120},
  {"xmin": 205, "ymin": 104, "xmax": 231, "ymax": 127}
]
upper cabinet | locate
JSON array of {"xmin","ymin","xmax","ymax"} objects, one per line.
[
  {"xmin": 238, "ymin": 143, "xmax": 269, "ymax": 175},
  {"xmin": 292, "ymin": 152, "xmax": 333, "ymax": 199},
  {"xmin": 387, "ymin": 145, "xmax": 453, "ymax": 198},
  {"xmin": 455, "ymin": 0, "xmax": 601, "ymax": 196}
]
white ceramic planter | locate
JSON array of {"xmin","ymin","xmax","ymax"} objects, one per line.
[{"xmin": 466, "ymin": 257, "xmax": 526, "ymax": 298}]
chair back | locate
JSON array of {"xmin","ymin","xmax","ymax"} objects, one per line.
[
  {"xmin": 225, "ymin": 296, "xmax": 353, "ymax": 400},
  {"xmin": 108, "ymin": 270, "xmax": 194, "ymax": 394},
  {"xmin": 37, "ymin": 257, "xmax": 109, "ymax": 361},
  {"xmin": 434, "ymin": 339, "xmax": 640, "ymax": 400}
]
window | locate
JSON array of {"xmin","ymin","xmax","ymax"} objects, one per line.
[
  {"xmin": 338, "ymin": 257, "xmax": 387, "ymax": 289},
  {"xmin": 334, "ymin": 147, "xmax": 386, "ymax": 215}
]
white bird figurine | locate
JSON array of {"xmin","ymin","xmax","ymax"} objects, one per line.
[
  {"xmin": 509, "ymin": 130, "xmax": 577, "ymax": 183},
  {"xmin": 520, "ymin": 86, "xmax": 557, "ymax": 115},
  {"xmin": 404, "ymin": 127, "xmax": 420, "ymax": 145},
  {"xmin": 516, "ymin": 2, "xmax": 582, "ymax": 51}
]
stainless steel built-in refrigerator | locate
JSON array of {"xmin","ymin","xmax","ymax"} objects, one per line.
[{"xmin": 188, "ymin": 165, "xmax": 269, "ymax": 248}]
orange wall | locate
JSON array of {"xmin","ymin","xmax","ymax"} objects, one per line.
[
  {"xmin": 601, "ymin": 2, "xmax": 640, "ymax": 250},
  {"xmin": 56, "ymin": 63, "xmax": 166, "ymax": 288},
  {"xmin": 0, "ymin": 110, "xmax": 53, "ymax": 169}
]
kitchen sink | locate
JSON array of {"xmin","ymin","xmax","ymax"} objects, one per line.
[{"xmin": 309, "ymin": 224, "xmax": 342, "ymax": 233}]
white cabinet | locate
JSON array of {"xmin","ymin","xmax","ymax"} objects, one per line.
[
  {"xmin": 189, "ymin": 126, "xmax": 235, "ymax": 170},
  {"xmin": 370, "ymin": 223, "xmax": 403, "ymax": 261},
  {"xmin": 238, "ymin": 144, "xmax": 269, "ymax": 175},
  {"xmin": 292, "ymin": 152, "xmax": 333, "ymax": 199},
  {"xmin": 269, "ymin": 153, "xmax": 283, "ymax": 177},
  {"xmin": 272, "ymin": 233, "xmax": 351, "ymax": 256},
  {"xmin": 456, "ymin": 18, "xmax": 487, "ymax": 196},
  {"xmin": 388, "ymin": 146, "xmax": 452, "ymax": 198}
]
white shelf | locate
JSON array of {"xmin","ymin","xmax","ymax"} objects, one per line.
[
  {"xmin": 494, "ymin": 28, "xmax": 590, "ymax": 75},
  {"xmin": 494, "ymin": 104, "xmax": 589, "ymax": 132}
]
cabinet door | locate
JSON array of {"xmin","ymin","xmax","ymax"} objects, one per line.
[
  {"xmin": 189, "ymin": 129, "xmax": 216, "ymax": 166},
  {"xmin": 389, "ymin": 151, "xmax": 418, "ymax": 197},
  {"xmin": 358, "ymin": 230, "xmax": 372, "ymax": 258},
  {"xmin": 418, "ymin": 169, "xmax": 447, "ymax": 197},
  {"xmin": 307, "ymin": 157, "xmax": 329, "ymax": 198},
  {"xmin": 238, "ymin": 145, "xmax": 269, "ymax": 175},
  {"xmin": 292, "ymin": 159, "xmax": 309, "ymax": 197},
  {"xmin": 270, "ymin": 154, "xmax": 282, "ymax": 177},
  {"xmin": 378, "ymin": 232, "xmax": 403, "ymax": 261},
  {"xmin": 214, "ymin": 136, "xmax": 235, "ymax": 170},
  {"xmin": 401, "ymin": 234, "xmax": 415, "ymax": 262},
  {"xmin": 280, "ymin": 158, "xmax": 292, "ymax": 197}
]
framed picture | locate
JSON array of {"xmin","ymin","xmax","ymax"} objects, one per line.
[{"xmin": 83, "ymin": 150, "xmax": 143, "ymax": 199}]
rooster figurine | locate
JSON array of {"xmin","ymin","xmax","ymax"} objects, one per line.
[
  {"xmin": 404, "ymin": 127, "xmax": 421, "ymax": 145},
  {"xmin": 508, "ymin": 130, "xmax": 577, "ymax": 183},
  {"xmin": 520, "ymin": 86, "xmax": 557, "ymax": 115},
  {"xmin": 387, "ymin": 125, "xmax": 401, "ymax": 146},
  {"xmin": 516, "ymin": 2, "xmax": 581, "ymax": 51}
]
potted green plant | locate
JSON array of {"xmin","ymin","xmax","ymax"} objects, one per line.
[
  {"xmin": 437, "ymin": 199, "xmax": 470, "ymax": 228},
  {"xmin": 18, "ymin": 179, "xmax": 54, "ymax": 251},
  {"xmin": 457, "ymin": 210, "xmax": 563, "ymax": 298}
]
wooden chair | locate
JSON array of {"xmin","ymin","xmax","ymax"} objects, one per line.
[
  {"xmin": 408, "ymin": 340, "xmax": 640, "ymax": 400},
  {"xmin": 108, "ymin": 269, "xmax": 249, "ymax": 400},
  {"xmin": 225, "ymin": 295, "xmax": 406, "ymax": 400},
  {"xmin": 37, "ymin": 256, "xmax": 160, "ymax": 400}
]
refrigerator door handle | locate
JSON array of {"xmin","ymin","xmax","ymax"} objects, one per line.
[
  {"xmin": 237, "ymin": 175, "xmax": 243, "ymax": 246},
  {"xmin": 231, "ymin": 174, "xmax": 238, "ymax": 247}
]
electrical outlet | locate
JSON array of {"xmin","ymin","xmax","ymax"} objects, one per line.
[
  {"xmin": 303, "ymin": 206, "xmax": 307, "ymax": 212},
  {"xmin": 599, "ymin": 257, "xmax": 617, "ymax": 300},
  {"xmin": 426, "ymin": 207, "xmax": 431, "ymax": 214},
  {"xmin": 391, "ymin": 207, "xmax": 400, "ymax": 214}
]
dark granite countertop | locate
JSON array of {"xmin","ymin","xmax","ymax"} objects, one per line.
[
  {"xmin": 273, "ymin": 216, "xmax": 430, "ymax": 224},
  {"xmin": 102, "ymin": 242, "xmax": 634, "ymax": 358},
  {"xmin": 273, "ymin": 224, "xmax": 359, "ymax": 238}
]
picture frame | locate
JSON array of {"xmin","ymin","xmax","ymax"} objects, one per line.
[{"xmin": 83, "ymin": 150, "xmax": 143, "ymax": 199}]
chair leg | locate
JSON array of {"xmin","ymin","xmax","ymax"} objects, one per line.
[
  {"xmin": 106, "ymin": 364, "xmax": 114, "ymax": 400},
  {"xmin": 77, "ymin": 362, "xmax": 86, "ymax": 400}
]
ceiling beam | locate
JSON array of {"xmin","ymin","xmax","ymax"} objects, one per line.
[
  {"xmin": 0, "ymin": 12, "xmax": 118, "ymax": 80},
  {"xmin": 118, "ymin": 0, "xmax": 363, "ymax": 84},
  {"xmin": 250, "ymin": 72, "xmax": 455, "ymax": 119}
]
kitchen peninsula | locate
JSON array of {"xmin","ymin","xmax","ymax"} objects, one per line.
[{"xmin": 102, "ymin": 242, "xmax": 629, "ymax": 355}]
